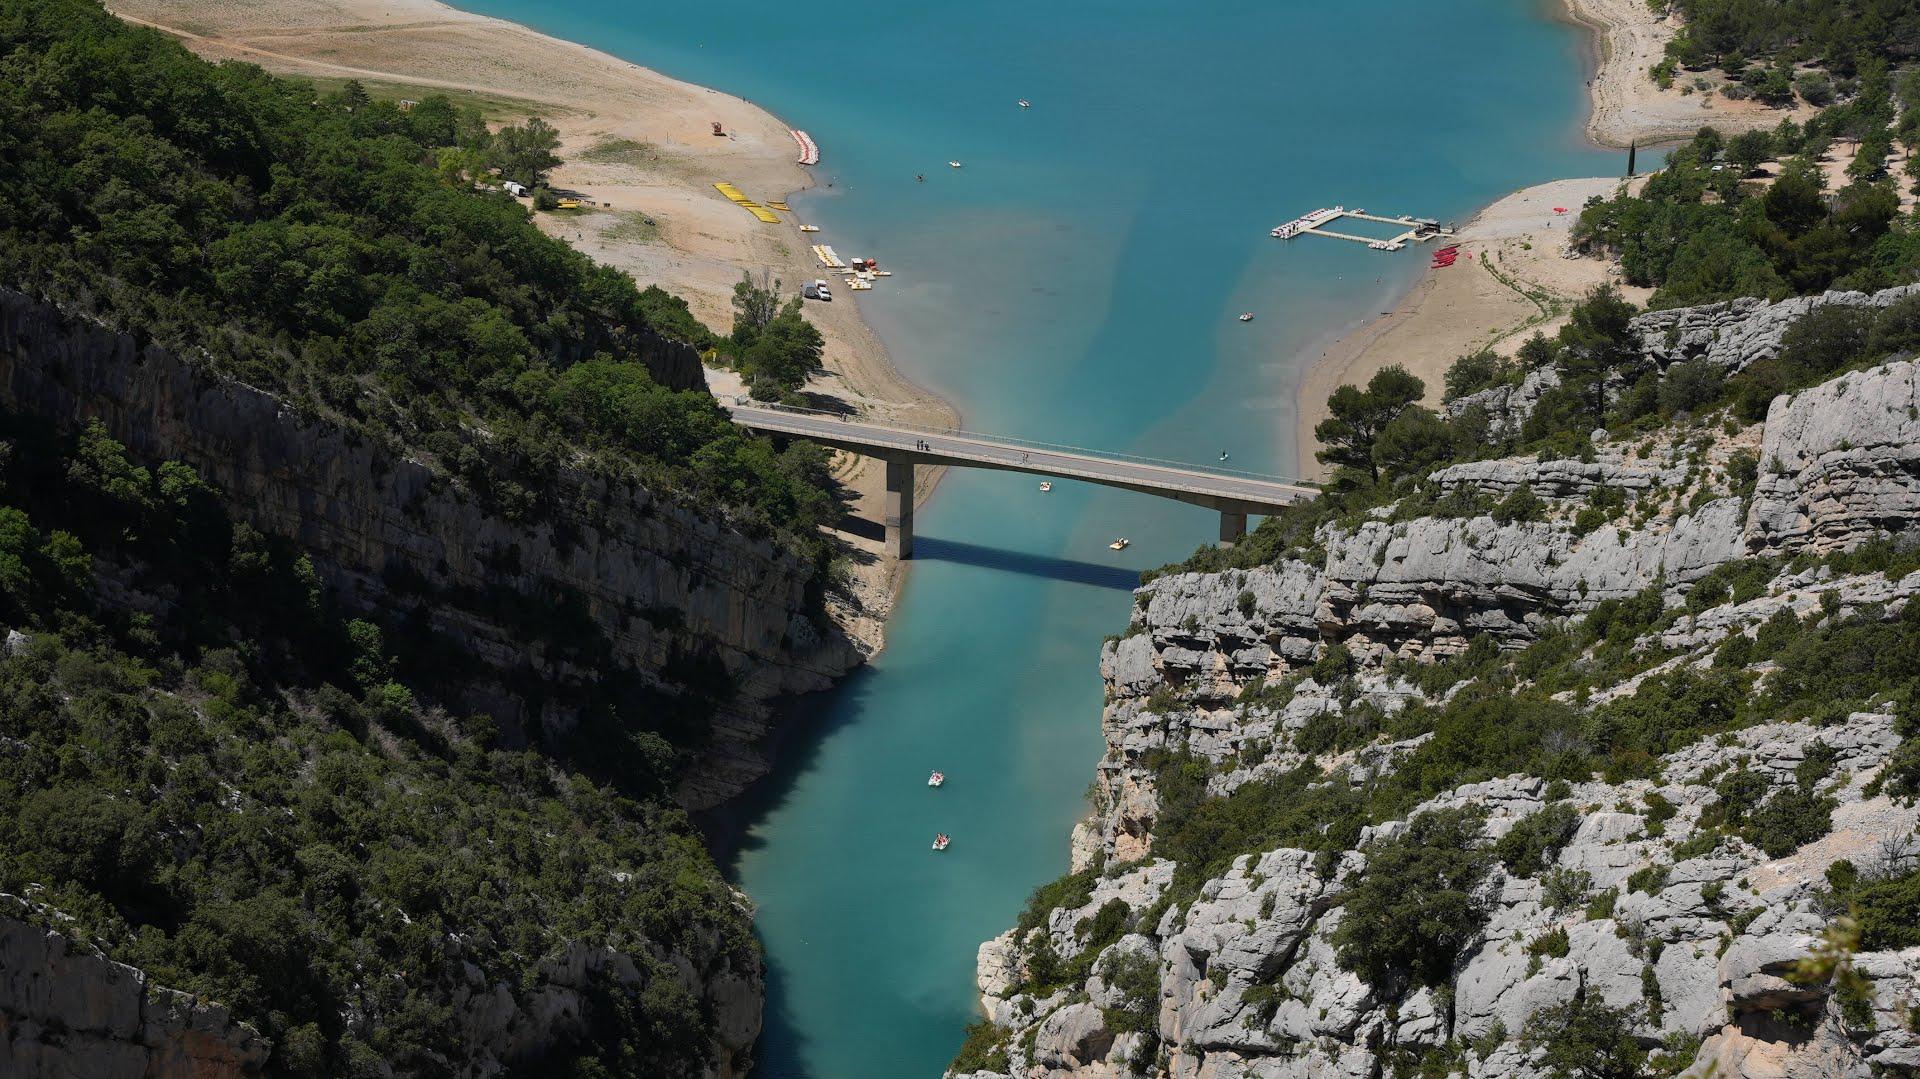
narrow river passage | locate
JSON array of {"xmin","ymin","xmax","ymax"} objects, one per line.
[{"xmin": 458, "ymin": 0, "xmax": 1621, "ymax": 1071}]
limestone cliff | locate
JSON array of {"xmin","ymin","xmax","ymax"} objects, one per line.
[
  {"xmin": 0, "ymin": 900, "xmax": 269, "ymax": 1079},
  {"xmin": 959, "ymin": 356, "xmax": 1920, "ymax": 1078},
  {"xmin": 1632, "ymin": 282, "xmax": 1920, "ymax": 376},
  {"xmin": 0, "ymin": 289, "xmax": 862, "ymax": 809}
]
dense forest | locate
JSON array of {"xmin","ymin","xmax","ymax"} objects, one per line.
[
  {"xmin": 1664, "ymin": 0, "xmax": 1920, "ymax": 76},
  {"xmin": 0, "ymin": 1, "xmax": 862, "ymax": 1074},
  {"xmin": 0, "ymin": 409, "xmax": 754, "ymax": 1076},
  {"xmin": 0, "ymin": 0, "xmax": 837, "ymax": 550}
]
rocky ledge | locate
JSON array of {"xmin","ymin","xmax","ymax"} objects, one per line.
[
  {"xmin": 0, "ymin": 900, "xmax": 269, "ymax": 1079},
  {"xmin": 959, "ymin": 355, "xmax": 1920, "ymax": 1079}
]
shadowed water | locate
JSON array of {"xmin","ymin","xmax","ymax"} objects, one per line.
[{"xmin": 452, "ymin": 0, "xmax": 1624, "ymax": 1073}]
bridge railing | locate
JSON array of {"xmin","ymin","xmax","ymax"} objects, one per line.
[{"xmin": 728, "ymin": 398, "xmax": 1323, "ymax": 490}]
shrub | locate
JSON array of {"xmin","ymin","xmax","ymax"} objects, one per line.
[
  {"xmin": 1528, "ymin": 926, "xmax": 1571, "ymax": 958},
  {"xmin": 1853, "ymin": 868, "xmax": 1920, "ymax": 951},
  {"xmin": 1098, "ymin": 948, "xmax": 1162, "ymax": 1034},
  {"xmin": 1333, "ymin": 808, "xmax": 1492, "ymax": 987},
  {"xmin": 949, "ymin": 1020, "xmax": 1011, "ymax": 1073},
  {"xmin": 1443, "ymin": 349, "xmax": 1514, "ymax": 403},
  {"xmin": 1775, "ymin": 305, "xmax": 1875, "ymax": 381},
  {"xmin": 1725, "ymin": 449, "xmax": 1759, "ymax": 498},
  {"xmin": 1019, "ymin": 869, "xmax": 1097, "ymax": 933},
  {"xmin": 1658, "ymin": 360, "xmax": 1725, "ymax": 415},
  {"xmin": 1627, "ymin": 864, "xmax": 1671, "ymax": 895},
  {"xmin": 1496, "ymin": 804, "xmax": 1581, "ymax": 877},
  {"xmin": 1542, "ymin": 868, "xmax": 1593, "ymax": 912},
  {"xmin": 1518, "ymin": 996, "xmax": 1648, "ymax": 1079},
  {"xmin": 1492, "ymin": 486, "xmax": 1547, "ymax": 525}
]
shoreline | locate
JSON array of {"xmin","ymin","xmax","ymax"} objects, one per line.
[
  {"xmin": 108, "ymin": 0, "xmax": 957, "ymax": 655},
  {"xmin": 1291, "ymin": 176, "xmax": 1652, "ymax": 474},
  {"xmin": 1291, "ymin": 0, "xmax": 1798, "ymax": 478}
]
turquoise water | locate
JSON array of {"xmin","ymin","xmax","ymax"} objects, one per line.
[{"xmin": 455, "ymin": 1, "xmax": 1621, "ymax": 1073}]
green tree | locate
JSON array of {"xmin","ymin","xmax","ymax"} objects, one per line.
[
  {"xmin": 1373, "ymin": 407, "xmax": 1453, "ymax": 481},
  {"xmin": 1726, "ymin": 129, "xmax": 1775, "ymax": 174},
  {"xmin": 1314, "ymin": 365, "xmax": 1426, "ymax": 485},
  {"xmin": 1333, "ymin": 807, "xmax": 1491, "ymax": 987},
  {"xmin": 1518, "ymin": 995, "xmax": 1649, "ymax": 1079},
  {"xmin": 1554, "ymin": 287, "xmax": 1642, "ymax": 428},
  {"xmin": 1442, "ymin": 349, "xmax": 1513, "ymax": 403},
  {"xmin": 490, "ymin": 117, "xmax": 562, "ymax": 186}
]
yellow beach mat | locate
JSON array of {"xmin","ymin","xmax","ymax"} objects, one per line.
[
  {"xmin": 766, "ymin": 200, "xmax": 791, "ymax": 211},
  {"xmin": 713, "ymin": 182, "xmax": 780, "ymax": 224}
]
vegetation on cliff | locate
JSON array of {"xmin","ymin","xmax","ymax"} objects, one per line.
[
  {"xmin": 0, "ymin": 3, "xmax": 868, "ymax": 1073},
  {"xmin": 0, "ymin": 0, "xmax": 837, "ymax": 550},
  {"xmin": 0, "ymin": 410, "xmax": 757, "ymax": 1076},
  {"xmin": 974, "ymin": 74, "xmax": 1920, "ymax": 1073}
]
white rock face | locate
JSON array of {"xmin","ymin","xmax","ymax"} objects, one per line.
[
  {"xmin": 957, "ymin": 360, "xmax": 1920, "ymax": 1079},
  {"xmin": 0, "ymin": 904, "xmax": 269, "ymax": 1079},
  {"xmin": 1748, "ymin": 359, "xmax": 1920, "ymax": 555},
  {"xmin": 1632, "ymin": 282, "xmax": 1920, "ymax": 375},
  {"xmin": 1444, "ymin": 366, "xmax": 1562, "ymax": 440}
]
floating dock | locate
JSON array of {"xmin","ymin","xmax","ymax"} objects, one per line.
[
  {"xmin": 1271, "ymin": 206, "xmax": 1454, "ymax": 251},
  {"xmin": 714, "ymin": 182, "xmax": 781, "ymax": 223}
]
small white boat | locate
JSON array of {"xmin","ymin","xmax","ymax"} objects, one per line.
[
  {"xmin": 1238, "ymin": 312, "xmax": 1254, "ymax": 322},
  {"xmin": 928, "ymin": 771, "xmax": 945, "ymax": 787},
  {"xmin": 932, "ymin": 833, "xmax": 951, "ymax": 851},
  {"xmin": 1109, "ymin": 538, "xmax": 1130, "ymax": 551},
  {"xmin": 1039, "ymin": 481, "xmax": 1053, "ymax": 492},
  {"xmin": 799, "ymin": 224, "xmax": 821, "ymax": 233},
  {"xmin": 1018, "ymin": 99, "xmax": 1031, "ymax": 108},
  {"xmin": 949, "ymin": 160, "xmax": 964, "ymax": 168}
]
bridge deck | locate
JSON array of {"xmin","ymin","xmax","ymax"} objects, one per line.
[{"xmin": 727, "ymin": 403, "xmax": 1318, "ymax": 516}]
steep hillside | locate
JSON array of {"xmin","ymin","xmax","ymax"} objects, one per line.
[
  {"xmin": 0, "ymin": 3, "xmax": 865, "ymax": 1076},
  {"xmin": 957, "ymin": 292, "xmax": 1920, "ymax": 1077}
]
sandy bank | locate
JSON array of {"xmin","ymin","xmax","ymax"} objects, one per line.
[
  {"xmin": 1291, "ymin": 0, "xmax": 1812, "ymax": 479},
  {"xmin": 1293, "ymin": 177, "xmax": 1653, "ymax": 476},
  {"xmin": 108, "ymin": 0, "xmax": 956, "ymax": 652},
  {"xmin": 1560, "ymin": 0, "xmax": 1807, "ymax": 148}
]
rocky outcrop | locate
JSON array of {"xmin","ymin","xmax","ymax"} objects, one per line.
[
  {"xmin": 1443, "ymin": 365, "xmax": 1561, "ymax": 440},
  {"xmin": 0, "ymin": 903, "xmax": 269, "ymax": 1079},
  {"xmin": 1631, "ymin": 282, "xmax": 1920, "ymax": 375},
  {"xmin": 965, "ymin": 358, "xmax": 1920, "ymax": 1079},
  {"xmin": 1747, "ymin": 359, "xmax": 1920, "ymax": 556},
  {"xmin": 1448, "ymin": 282, "xmax": 1918, "ymax": 441},
  {"xmin": 0, "ymin": 289, "xmax": 861, "ymax": 809},
  {"xmin": 453, "ymin": 932, "xmax": 761, "ymax": 1079}
]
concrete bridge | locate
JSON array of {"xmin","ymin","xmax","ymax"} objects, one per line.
[{"xmin": 726, "ymin": 402, "xmax": 1319, "ymax": 558}]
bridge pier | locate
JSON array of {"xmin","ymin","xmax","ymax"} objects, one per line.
[
  {"xmin": 885, "ymin": 459, "xmax": 914, "ymax": 559},
  {"xmin": 1219, "ymin": 511, "xmax": 1247, "ymax": 548}
]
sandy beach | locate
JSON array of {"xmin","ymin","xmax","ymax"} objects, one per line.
[
  {"xmin": 108, "ymin": 0, "xmax": 956, "ymax": 649},
  {"xmin": 1292, "ymin": 177, "xmax": 1654, "ymax": 473},
  {"xmin": 1560, "ymin": 0, "xmax": 1807, "ymax": 148},
  {"xmin": 1292, "ymin": 0, "xmax": 1809, "ymax": 478}
]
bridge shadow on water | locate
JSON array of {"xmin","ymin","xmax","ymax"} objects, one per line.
[
  {"xmin": 829, "ymin": 523, "xmax": 1140, "ymax": 591},
  {"xmin": 912, "ymin": 536, "xmax": 1139, "ymax": 591}
]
